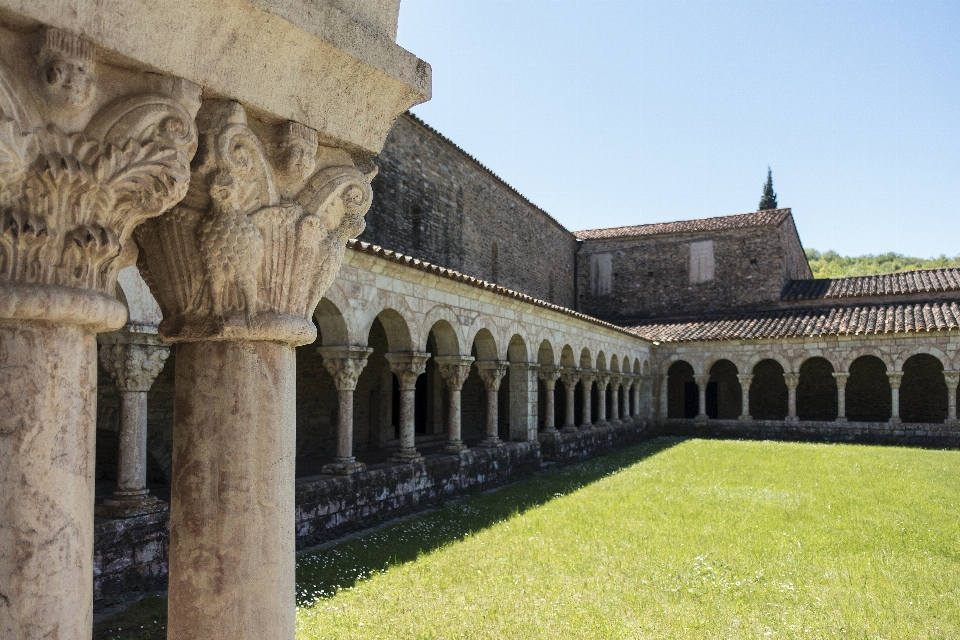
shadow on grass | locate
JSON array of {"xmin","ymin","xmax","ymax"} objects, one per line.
[
  {"xmin": 295, "ymin": 436, "xmax": 683, "ymax": 606},
  {"xmin": 93, "ymin": 436, "xmax": 683, "ymax": 637}
]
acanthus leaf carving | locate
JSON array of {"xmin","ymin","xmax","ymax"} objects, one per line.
[{"xmin": 136, "ymin": 100, "xmax": 376, "ymax": 345}]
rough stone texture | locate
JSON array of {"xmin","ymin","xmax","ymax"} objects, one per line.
[
  {"xmin": 93, "ymin": 511, "xmax": 170, "ymax": 607},
  {"xmin": 576, "ymin": 213, "xmax": 811, "ymax": 323},
  {"xmin": 0, "ymin": 0, "xmax": 430, "ymax": 155},
  {"xmin": 360, "ymin": 114, "xmax": 579, "ymax": 307},
  {"xmin": 539, "ymin": 420, "xmax": 649, "ymax": 464}
]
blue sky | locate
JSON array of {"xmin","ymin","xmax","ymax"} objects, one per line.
[{"xmin": 396, "ymin": 0, "xmax": 960, "ymax": 257}]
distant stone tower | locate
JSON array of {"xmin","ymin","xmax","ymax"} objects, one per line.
[{"xmin": 759, "ymin": 167, "xmax": 778, "ymax": 210}]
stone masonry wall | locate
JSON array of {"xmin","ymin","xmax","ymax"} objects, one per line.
[
  {"xmin": 360, "ymin": 114, "xmax": 579, "ymax": 307},
  {"xmin": 577, "ymin": 221, "xmax": 808, "ymax": 323}
]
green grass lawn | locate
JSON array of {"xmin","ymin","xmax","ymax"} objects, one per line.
[{"xmin": 95, "ymin": 438, "xmax": 960, "ymax": 639}]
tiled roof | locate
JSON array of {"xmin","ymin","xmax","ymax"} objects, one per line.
[
  {"xmin": 574, "ymin": 208, "xmax": 791, "ymax": 240},
  {"xmin": 627, "ymin": 301, "xmax": 960, "ymax": 343},
  {"xmin": 345, "ymin": 240, "xmax": 643, "ymax": 340},
  {"xmin": 782, "ymin": 268, "xmax": 960, "ymax": 300}
]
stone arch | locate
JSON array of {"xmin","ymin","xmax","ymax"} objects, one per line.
[
  {"xmin": 796, "ymin": 356, "xmax": 837, "ymax": 421},
  {"xmin": 642, "ymin": 360, "xmax": 649, "ymax": 375},
  {"xmin": 507, "ymin": 334, "xmax": 528, "ymax": 363},
  {"xmin": 901, "ymin": 353, "xmax": 947, "ymax": 423},
  {"xmin": 420, "ymin": 305, "xmax": 465, "ymax": 355},
  {"xmin": 371, "ymin": 308, "xmax": 414, "ymax": 352},
  {"xmin": 537, "ymin": 339, "xmax": 555, "ymax": 366},
  {"xmin": 707, "ymin": 359, "xmax": 741, "ymax": 419},
  {"xmin": 667, "ymin": 360, "xmax": 696, "ymax": 419},
  {"xmin": 894, "ymin": 347, "xmax": 950, "ymax": 372},
  {"xmin": 314, "ymin": 297, "xmax": 350, "ymax": 347},
  {"xmin": 117, "ymin": 265, "xmax": 163, "ymax": 327},
  {"xmin": 745, "ymin": 352, "xmax": 788, "ymax": 376},
  {"xmin": 560, "ymin": 344, "xmax": 576, "ymax": 367},
  {"xmin": 609, "ymin": 354, "xmax": 620, "ymax": 373},
  {"xmin": 471, "ymin": 328, "xmax": 499, "ymax": 361},
  {"xmin": 359, "ymin": 293, "xmax": 418, "ymax": 352},
  {"xmin": 579, "ymin": 347, "xmax": 592, "ymax": 370},
  {"xmin": 596, "ymin": 351, "xmax": 607, "ymax": 372},
  {"xmin": 465, "ymin": 315, "xmax": 504, "ymax": 360},
  {"xmin": 846, "ymin": 355, "xmax": 890, "ymax": 422},
  {"xmin": 840, "ymin": 347, "xmax": 892, "ymax": 373},
  {"xmin": 750, "ymin": 359, "xmax": 788, "ymax": 420}
]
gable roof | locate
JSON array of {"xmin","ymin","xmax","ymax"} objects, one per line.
[
  {"xmin": 574, "ymin": 208, "xmax": 792, "ymax": 241},
  {"xmin": 627, "ymin": 301, "xmax": 960, "ymax": 343},
  {"xmin": 782, "ymin": 268, "xmax": 960, "ymax": 301}
]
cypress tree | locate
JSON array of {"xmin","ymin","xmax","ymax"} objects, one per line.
[{"xmin": 758, "ymin": 167, "xmax": 778, "ymax": 210}]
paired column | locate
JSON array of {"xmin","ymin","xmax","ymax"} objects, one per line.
[
  {"xmin": 581, "ymin": 372, "xmax": 595, "ymax": 428},
  {"xmin": 0, "ymin": 28, "xmax": 199, "ymax": 639},
  {"xmin": 832, "ymin": 372, "xmax": 849, "ymax": 422},
  {"xmin": 610, "ymin": 377, "xmax": 621, "ymax": 422},
  {"xmin": 385, "ymin": 352, "xmax": 431, "ymax": 462},
  {"xmin": 135, "ymin": 99, "xmax": 378, "ymax": 639},
  {"xmin": 560, "ymin": 368, "xmax": 580, "ymax": 432},
  {"xmin": 596, "ymin": 374, "xmax": 609, "ymax": 425},
  {"xmin": 694, "ymin": 374, "xmax": 710, "ymax": 421},
  {"xmin": 538, "ymin": 365, "xmax": 561, "ymax": 434},
  {"xmin": 737, "ymin": 374, "xmax": 753, "ymax": 421},
  {"xmin": 945, "ymin": 371, "xmax": 960, "ymax": 426},
  {"xmin": 96, "ymin": 331, "xmax": 171, "ymax": 518},
  {"xmin": 660, "ymin": 374, "xmax": 670, "ymax": 420},
  {"xmin": 476, "ymin": 361, "xmax": 509, "ymax": 446},
  {"xmin": 784, "ymin": 373, "xmax": 800, "ymax": 423},
  {"xmin": 318, "ymin": 347, "xmax": 373, "ymax": 475},
  {"xmin": 436, "ymin": 356, "xmax": 475, "ymax": 454},
  {"xmin": 887, "ymin": 371, "xmax": 903, "ymax": 424}
]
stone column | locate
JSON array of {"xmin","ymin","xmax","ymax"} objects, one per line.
[
  {"xmin": 560, "ymin": 368, "xmax": 581, "ymax": 432},
  {"xmin": 96, "ymin": 331, "xmax": 171, "ymax": 518},
  {"xmin": 318, "ymin": 346, "xmax": 373, "ymax": 475},
  {"xmin": 596, "ymin": 374, "xmax": 609, "ymax": 425},
  {"xmin": 134, "ymin": 100, "xmax": 381, "ymax": 640},
  {"xmin": 476, "ymin": 361, "xmax": 509, "ymax": 447},
  {"xmin": 833, "ymin": 372, "xmax": 849, "ymax": 423},
  {"xmin": 610, "ymin": 377, "xmax": 621, "ymax": 422},
  {"xmin": 945, "ymin": 371, "xmax": 960, "ymax": 426},
  {"xmin": 385, "ymin": 352, "xmax": 431, "ymax": 462},
  {"xmin": 737, "ymin": 374, "xmax": 754, "ymax": 421},
  {"xmin": 635, "ymin": 376, "xmax": 644, "ymax": 419},
  {"xmin": 581, "ymin": 372, "xmax": 595, "ymax": 428},
  {"xmin": 538, "ymin": 365, "xmax": 561, "ymax": 434},
  {"xmin": 660, "ymin": 374, "xmax": 670, "ymax": 420},
  {"xmin": 436, "ymin": 356, "xmax": 475, "ymax": 454},
  {"xmin": 0, "ymin": 28, "xmax": 198, "ymax": 639},
  {"xmin": 784, "ymin": 373, "xmax": 800, "ymax": 423},
  {"xmin": 509, "ymin": 362, "xmax": 540, "ymax": 441},
  {"xmin": 694, "ymin": 374, "xmax": 710, "ymax": 421},
  {"xmin": 888, "ymin": 371, "xmax": 903, "ymax": 424}
]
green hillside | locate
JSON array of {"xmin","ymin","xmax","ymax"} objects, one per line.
[{"xmin": 805, "ymin": 249, "xmax": 960, "ymax": 279}]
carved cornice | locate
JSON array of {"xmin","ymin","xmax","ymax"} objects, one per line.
[
  {"xmin": 0, "ymin": 28, "xmax": 198, "ymax": 330},
  {"xmin": 317, "ymin": 346, "xmax": 373, "ymax": 391},
  {"xmin": 135, "ymin": 100, "xmax": 377, "ymax": 345},
  {"xmin": 97, "ymin": 331, "xmax": 170, "ymax": 392},
  {"xmin": 435, "ymin": 356, "xmax": 474, "ymax": 391}
]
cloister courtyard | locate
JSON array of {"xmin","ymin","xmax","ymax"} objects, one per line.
[{"xmin": 94, "ymin": 437, "xmax": 960, "ymax": 639}]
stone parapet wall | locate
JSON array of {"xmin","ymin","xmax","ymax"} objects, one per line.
[
  {"xmin": 662, "ymin": 419, "xmax": 960, "ymax": 448},
  {"xmin": 93, "ymin": 512, "xmax": 170, "ymax": 608},
  {"xmin": 539, "ymin": 419, "xmax": 652, "ymax": 464}
]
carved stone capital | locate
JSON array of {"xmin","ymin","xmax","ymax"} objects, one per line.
[
  {"xmin": 580, "ymin": 370, "xmax": 596, "ymax": 385},
  {"xmin": 693, "ymin": 374, "xmax": 710, "ymax": 388},
  {"xmin": 385, "ymin": 351, "xmax": 430, "ymax": 390},
  {"xmin": 945, "ymin": 371, "xmax": 960, "ymax": 390},
  {"xmin": 435, "ymin": 356, "xmax": 474, "ymax": 391},
  {"xmin": 832, "ymin": 372, "xmax": 850, "ymax": 388},
  {"xmin": 317, "ymin": 346, "xmax": 373, "ymax": 391},
  {"xmin": 538, "ymin": 365, "xmax": 561, "ymax": 385},
  {"xmin": 0, "ymin": 27, "xmax": 199, "ymax": 331},
  {"xmin": 559, "ymin": 367, "xmax": 580, "ymax": 387},
  {"xmin": 783, "ymin": 373, "xmax": 801, "ymax": 390},
  {"xmin": 886, "ymin": 371, "xmax": 904, "ymax": 389},
  {"xmin": 97, "ymin": 330, "xmax": 170, "ymax": 392},
  {"xmin": 476, "ymin": 360, "xmax": 509, "ymax": 392},
  {"xmin": 135, "ymin": 99, "xmax": 377, "ymax": 345}
]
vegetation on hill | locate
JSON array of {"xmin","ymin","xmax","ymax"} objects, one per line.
[{"xmin": 805, "ymin": 248, "xmax": 960, "ymax": 279}]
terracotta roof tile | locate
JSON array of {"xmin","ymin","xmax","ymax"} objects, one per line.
[
  {"xmin": 627, "ymin": 301, "xmax": 960, "ymax": 342},
  {"xmin": 782, "ymin": 268, "xmax": 960, "ymax": 300},
  {"xmin": 574, "ymin": 209, "xmax": 791, "ymax": 240}
]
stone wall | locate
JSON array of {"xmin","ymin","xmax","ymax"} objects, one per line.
[
  {"xmin": 360, "ymin": 114, "xmax": 579, "ymax": 307},
  {"xmin": 539, "ymin": 421, "xmax": 650, "ymax": 464},
  {"xmin": 577, "ymin": 219, "xmax": 811, "ymax": 323}
]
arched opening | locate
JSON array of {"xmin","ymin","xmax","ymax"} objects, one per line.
[
  {"xmin": 667, "ymin": 360, "xmax": 696, "ymax": 419},
  {"xmin": 901, "ymin": 354, "xmax": 947, "ymax": 423},
  {"xmin": 560, "ymin": 345, "xmax": 576, "ymax": 368},
  {"xmin": 796, "ymin": 357, "xmax": 837, "ymax": 421},
  {"xmin": 466, "ymin": 328, "xmax": 500, "ymax": 444},
  {"xmin": 846, "ymin": 355, "xmax": 890, "ymax": 422},
  {"xmin": 537, "ymin": 340, "xmax": 555, "ymax": 431},
  {"xmin": 707, "ymin": 360, "xmax": 741, "ymax": 419},
  {"xmin": 749, "ymin": 359, "xmax": 787, "ymax": 420},
  {"xmin": 506, "ymin": 334, "xmax": 530, "ymax": 441}
]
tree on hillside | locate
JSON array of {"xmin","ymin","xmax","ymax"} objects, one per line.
[{"xmin": 758, "ymin": 167, "xmax": 778, "ymax": 210}]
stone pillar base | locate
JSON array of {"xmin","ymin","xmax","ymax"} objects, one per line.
[
  {"xmin": 889, "ymin": 417, "xmax": 902, "ymax": 425},
  {"xmin": 738, "ymin": 414, "xmax": 752, "ymax": 421},
  {"xmin": 388, "ymin": 449, "xmax": 424, "ymax": 464},
  {"xmin": 477, "ymin": 437, "xmax": 503, "ymax": 448},
  {"xmin": 441, "ymin": 441, "xmax": 469, "ymax": 454},
  {"xmin": 96, "ymin": 492, "xmax": 169, "ymax": 519},
  {"xmin": 560, "ymin": 426, "xmax": 579, "ymax": 434},
  {"xmin": 321, "ymin": 458, "xmax": 367, "ymax": 476},
  {"xmin": 945, "ymin": 419, "xmax": 960, "ymax": 428},
  {"xmin": 836, "ymin": 417, "xmax": 848, "ymax": 424},
  {"xmin": 785, "ymin": 417, "xmax": 799, "ymax": 425}
]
